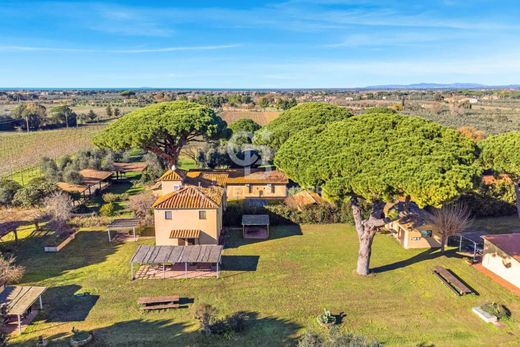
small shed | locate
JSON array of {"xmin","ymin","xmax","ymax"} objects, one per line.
[
  {"xmin": 107, "ymin": 218, "xmax": 141, "ymax": 242},
  {"xmin": 130, "ymin": 245, "xmax": 223, "ymax": 280},
  {"xmin": 242, "ymin": 214, "xmax": 270, "ymax": 240},
  {"xmin": 0, "ymin": 285, "xmax": 47, "ymax": 333}
]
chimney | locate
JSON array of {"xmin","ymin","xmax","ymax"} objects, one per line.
[{"xmin": 171, "ymin": 164, "xmax": 176, "ymax": 171}]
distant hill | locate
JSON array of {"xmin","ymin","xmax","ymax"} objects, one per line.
[{"xmin": 364, "ymin": 83, "xmax": 520, "ymax": 90}]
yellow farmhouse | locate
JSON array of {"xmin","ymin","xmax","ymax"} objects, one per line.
[{"xmin": 152, "ymin": 166, "xmax": 288, "ymax": 246}]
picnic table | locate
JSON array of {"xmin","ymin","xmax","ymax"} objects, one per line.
[
  {"xmin": 432, "ymin": 266, "xmax": 474, "ymax": 296},
  {"xmin": 137, "ymin": 295, "xmax": 180, "ymax": 310}
]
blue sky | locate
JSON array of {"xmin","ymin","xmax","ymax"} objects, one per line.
[{"xmin": 1, "ymin": 0, "xmax": 519, "ymax": 88}]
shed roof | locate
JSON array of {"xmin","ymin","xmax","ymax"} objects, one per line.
[
  {"xmin": 483, "ymin": 233, "xmax": 520, "ymax": 262},
  {"xmin": 242, "ymin": 214, "xmax": 270, "ymax": 226},
  {"xmin": 107, "ymin": 218, "xmax": 141, "ymax": 230},
  {"xmin": 0, "ymin": 286, "xmax": 47, "ymax": 316},
  {"xmin": 130, "ymin": 245, "xmax": 223, "ymax": 264}
]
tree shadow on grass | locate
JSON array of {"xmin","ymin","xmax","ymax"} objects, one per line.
[
  {"xmin": 22, "ymin": 312, "xmax": 301, "ymax": 346},
  {"xmin": 371, "ymin": 248, "xmax": 465, "ymax": 274},
  {"xmin": 224, "ymin": 225, "xmax": 302, "ymax": 249},
  {"xmin": 43, "ymin": 284, "xmax": 99, "ymax": 323},
  {"xmin": 11, "ymin": 229, "xmax": 120, "ymax": 283},
  {"xmin": 221, "ymin": 255, "xmax": 260, "ymax": 272}
]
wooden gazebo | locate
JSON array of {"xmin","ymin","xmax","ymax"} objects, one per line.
[
  {"xmin": 106, "ymin": 218, "xmax": 141, "ymax": 242},
  {"xmin": 242, "ymin": 214, "xmax": 270, "ymax": 240}
]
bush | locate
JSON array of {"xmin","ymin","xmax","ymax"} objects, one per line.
[
  {"xmin": 102, "ymin": 193, "xmax": 126, "ymax": 203},
  {"xmin": 99, "ymin": 202, "xmax": 116, "ymax": 217},
  {"xmin": 13, "ymin": 177, "xmax": 56, "ymax": 207},
  {"xmin": 317, "ymin": 309, "xmax": 336, "ymax": 326},
  {"xmin": 62, "ymin": 167, "xmax": 81, "ymax": 184},
  {"xmin": 193, "ymin": 304, "xmax": 248, "ymax": 338},
  {"xmin": 298, "ymin": 329, "xmax": 383, "ymax": 347},
  {"xmin": 458, "ymin": 181, "xmax": 516, "ymax": 217},
  {"xmin": 0, "ymin": 179, "xmax": 22, "ymax": 206},
  {"xmin": 481, "ymin": 303, "xmax": 511, "ymax": 320}
]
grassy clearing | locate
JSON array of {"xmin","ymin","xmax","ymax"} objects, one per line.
[
  {"xmin": 221, "ymin": 109, "xmax": 281, "ymax": 126},
  {"xmin": 6, "ymin": 222, "xmax": 520, "ymax": 346}
]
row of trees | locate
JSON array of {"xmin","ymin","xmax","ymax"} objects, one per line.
[{"xmin": 5, "ymin": 104, "xmax": 104, "ymax": 131}]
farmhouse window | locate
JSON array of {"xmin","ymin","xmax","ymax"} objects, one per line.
[
  {"xmin": 199, "ymin": 211, "xmax": 207, "ymax": 220},
  {"xmin": 420, "ymin": 230, "xmax": 433, "ymax": 238},
  {"xmin": 165, "ymin": 211, "xmax": 172, "ymax": 220}
]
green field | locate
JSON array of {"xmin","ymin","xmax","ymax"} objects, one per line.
[
  {"xmin": 0, "ymin": 125, "xmax": 105, "ymax": 179},
  {"xmin": 7, "ymin": 222, "xmax": 520, "ymax": 346}
]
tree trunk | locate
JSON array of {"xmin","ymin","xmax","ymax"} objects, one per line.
[
  {"xmin": 440, "ymin": 234, "xmax": 446, "ymax": 253},
  {"xmin": 350, "ymin": 195, "xmax": 364, "ymax": 240},
  {"xmin": 357, "ymin": 229, "xmax": 376, "ymax": 275},
  {"xmin": 355, "ymin": 200, "xmax": 386, "ymax": 276},
  {"xmin": 514, "ymin": 181, "xmax": 520, "ymax": 219}
]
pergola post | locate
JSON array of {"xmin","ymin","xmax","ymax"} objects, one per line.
[
  {"xmin": 267, "ymin": 223, "xmax": 270, "ymax": 238},
  {"xmin": 163, "ymin": 263, "xmax": 166, "ymax": 279},
  {"xmin": 459, "ymin": 235, "xmax": 462, "ymax": 252},
  {"xmin": 39, "ymin": 295, "xmax": 43, "ymax": 310},
  {"xmin": 17, "ymin": 314, "xmax": 21, "ymax": 333},
  {"xmin": 107, "ymin": 229, "xmax": 112, "ymax": 242},
  {"xmin": 185, "ymin": 262, "xmax": 188, "ymax": 278},
  {"xmin": 216, "ymin": 262, "xmax": 219, "ymax": 279}
]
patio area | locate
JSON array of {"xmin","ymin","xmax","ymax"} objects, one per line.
[
  {"xmin": 130, "ymin": 244, "xmax": 223, "ymax": 280},
  {"xmin": 134, "ymin": 263, "xmax": 219, "ymax": 279}
]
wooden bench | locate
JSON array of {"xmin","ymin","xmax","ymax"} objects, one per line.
[
  {"xmin": 433, "ymin": 266, "xmax": 474, "ymax": 296},
  {"xmin": 138, "ymin": 295, "xmax": 180, "ymax": 311}
]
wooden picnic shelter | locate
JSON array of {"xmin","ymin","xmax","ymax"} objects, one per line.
[
  {"xmin": 57, "ymin": 169, "xmax": 113, "ymax": 199},
  {"xmin": 107, "ymin": 218, "xmax": 140, "ymax": 242},
  {"xmin": 112, "ymin": 162, "xmax": 147, "ymax": 179},
  {"xmin": 242, "ymin": 214, "xmax": 270, "ymax": 240},
  {"xmin": 0, "ymin": 285, "xmax": 47, "ymax": 333},
  {"xmin": 0, "ymin": 209, "xmax": 44, "ymax": 243},
  {"xmin": 130, "ymin": 245, "xmax": 223, "ymax": 280}
]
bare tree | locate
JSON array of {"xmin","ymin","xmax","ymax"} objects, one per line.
[
  {"xmin": 44, "ymin": 192, "xmax": 74, "ymax": 233},
  {"xmin": 128, "ymin": 192, "xmax": 156, "ymax": 225},
  {"xmin": 0, "ymin": 253, "xmax": 24, "ymax": 284},
  {"xmin": 429, "ymin": 203, "xmax": 473, "ymax": 253}
]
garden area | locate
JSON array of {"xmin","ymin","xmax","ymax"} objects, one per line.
[{"xmin": 2, "ymin": 220, "xmax": 520, "ymax": 346}]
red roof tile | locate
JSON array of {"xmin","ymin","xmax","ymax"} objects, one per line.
[
  {"xmin": 484, "ymin": 233, "xmax": 520, "ymax": 262},
  {"xmin": 152, "ymin": 186, "xmax": 223, "ymax": 209}
]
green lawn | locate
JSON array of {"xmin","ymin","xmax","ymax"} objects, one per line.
[{"xmin": 6, "ymin": 223, "xmax": 520, "ymax": 346}]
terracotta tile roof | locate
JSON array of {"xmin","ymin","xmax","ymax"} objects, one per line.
[
  {"xmin": 152, "ymin": 186, "xmax": 224, "ymax": 209},
  {"xmin": 285, "ymin": 191, "xmax": 329, "ymax": 210},
  {"xmin": 483, "ymin": 233, "xmax": 520, "ymax": 262},
  {"xmin": 159, "ymin": 169, "xmax": 186, "ymax": 181},
  {"xmin": 170, "ymin": 229, "xmax": 201, "ymax": 239},
  {"xmin": 186, "ymin": 168, "xmax": 288, "ymax": 186}
]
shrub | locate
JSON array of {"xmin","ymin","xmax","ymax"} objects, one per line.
[
  {"xmin": 128, "ymin": 192, "xmax": 155, "ymax": 224},
  {"xmin": 102, "ymin": 193, "xmax": 119, "ymax": 203},
  {"xmin": 481, "ymin": 303, "xmax": 511, "ymax": 320},
  {"xmin": 0, "ymin": 253, "xmax": 25, "ymax": 284},
  {"xmin": 317, "ymin": 309, "xmax": 336, "ymax": 326},
  {"xmin": 0, "ymin": 179, "xmax": 22, "ymax": 206},
  {"xmin": 99, "ymin": 202, "xmax": 116, "ymax": 217},
  {"xmin": 298, "ymin": 329, "xmax": 383, "ymax": 347},
  {"xmin": 298, "ymin": 332, "xmax": 324, "ymax": 347},
  {"xmin": 62, "ymin": 167, "xmax": 81, "ymax": 184},
  {"xmin": 13, "ymin": 177, "xmax": 56, "ymax": 207},
  {"xmin": 193, "ymin": 304, "xmax": 218, "ymax": 336}
]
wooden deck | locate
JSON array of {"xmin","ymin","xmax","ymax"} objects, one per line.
[{"xmin": 134, "ymin": 264, "xmax": 218, "ymax": 279}]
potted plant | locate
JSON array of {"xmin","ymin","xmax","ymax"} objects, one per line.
[
  {"xmin": 316, "ymin": 309, "xmax": 336, "ymax": 328},
  {"xmin": 69, "ymin": 327, "xmax": 93, "ymax": 347}
]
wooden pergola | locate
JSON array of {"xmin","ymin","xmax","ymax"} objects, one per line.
[
  {"xmin": 0, "ymin": 285, "xmax": 47, "ymax": 333},
  {"xmin": 112, "ymin": 162, "xmax": 148, "ymax": 180},
  {"xmin": 107, "ymin": 218, "xmax": 141, "ymax": 242},
  {"xmin": 130, "ymin": 245, "xmax": 223, "ymax": 280},
  {"xmin": 242, "ymin": 214, "xmax": 270, "ymax": 239}
]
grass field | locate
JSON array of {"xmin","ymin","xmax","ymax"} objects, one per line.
[
  {"xmin": 221, "ymin": 109, "xmax": 281, "ymax": 126},
  {"xmin": 6, "ymin": 221, "xmax": 520, "ymax": 346},
  {"xmin": 0, "ymin": 125, "xmax": 105, "ymax": 179}
]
